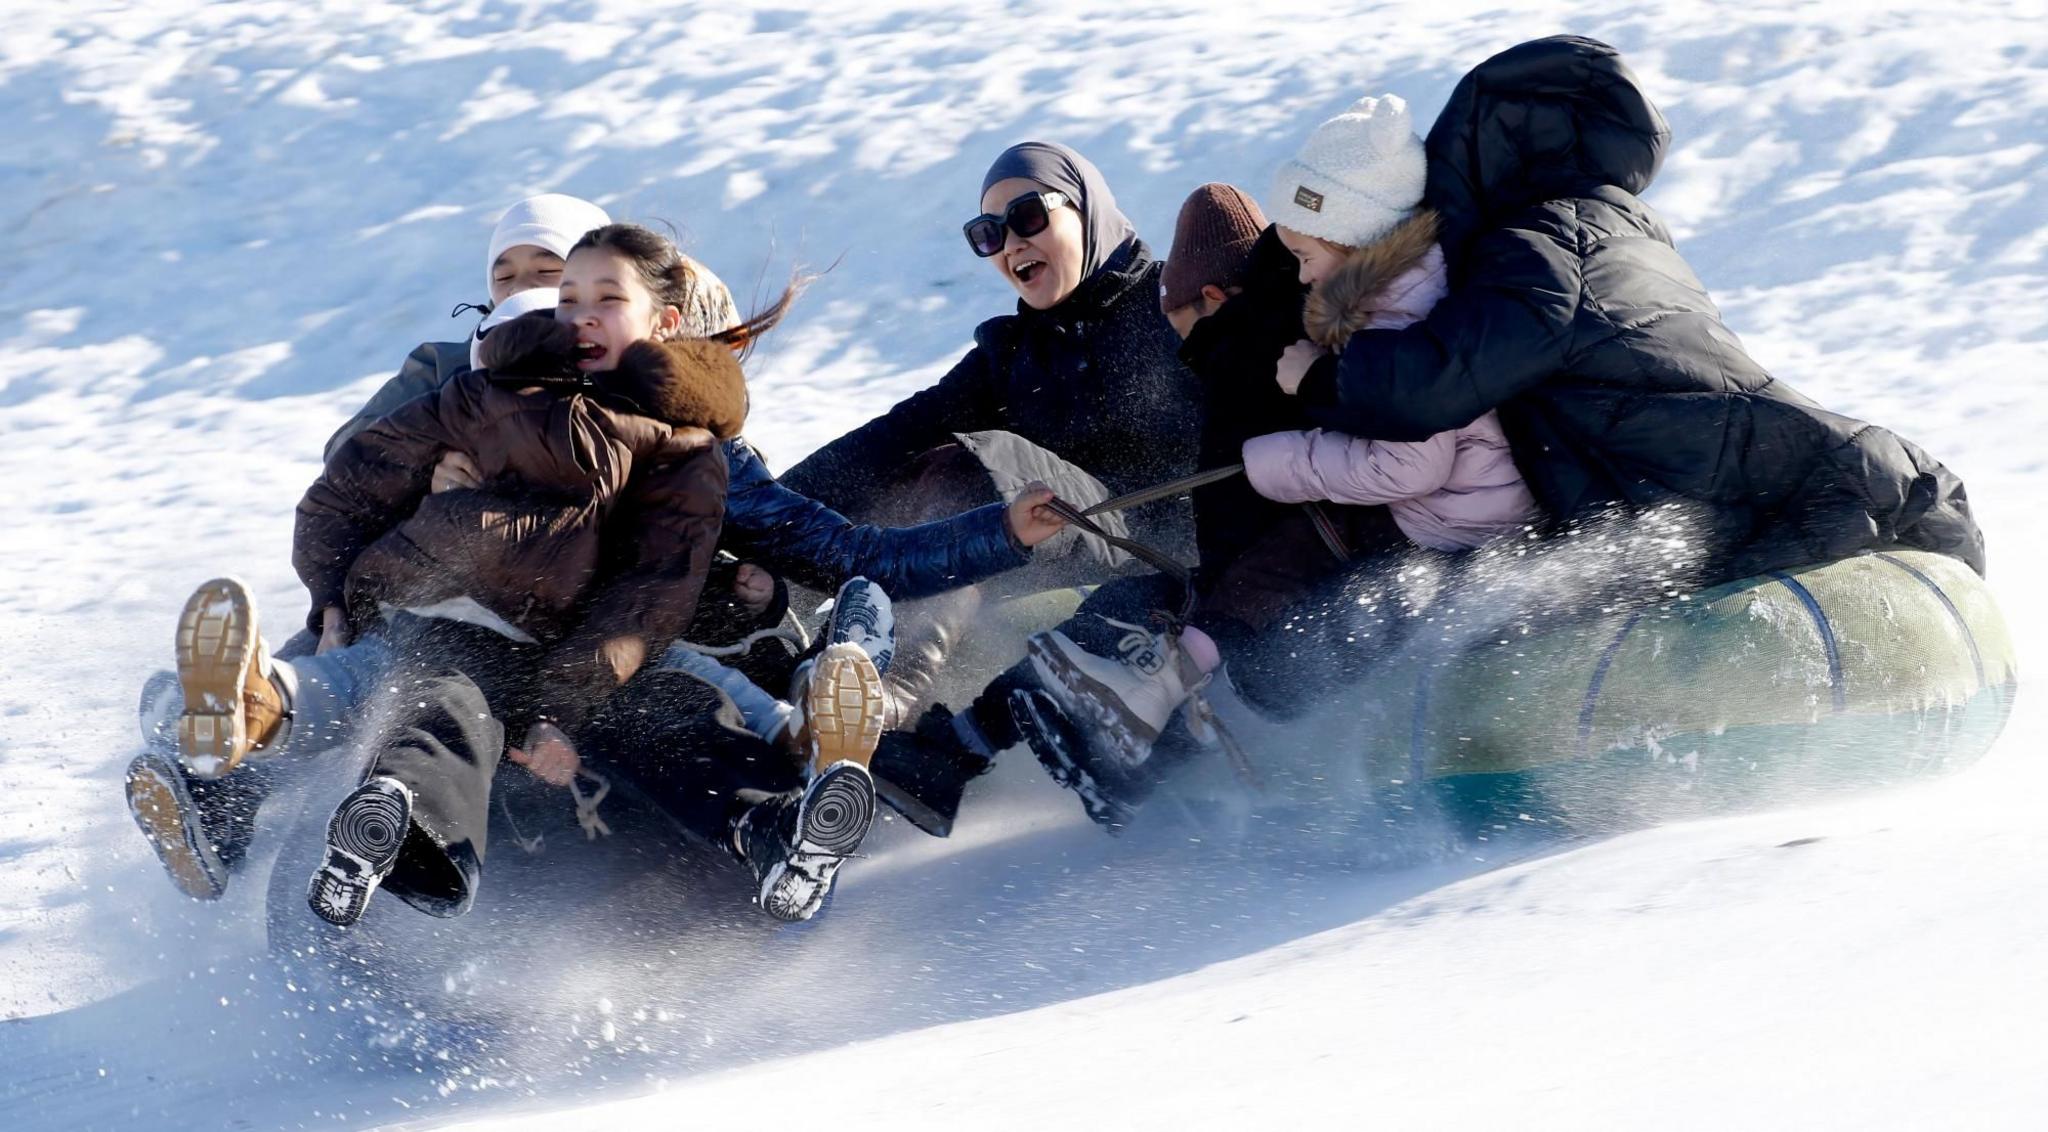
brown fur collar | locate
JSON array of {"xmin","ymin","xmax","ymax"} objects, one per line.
[
  {"xmin": 1303, "ymin": 209, "xmax": 1442, "ymax": 349},
  {"xmin": 478, "ymin": 312, "xmax": 749, "ymax": 439},
  {"xmin": 607, "ymin": 339, "xmax": 749, "ymax": 440}
]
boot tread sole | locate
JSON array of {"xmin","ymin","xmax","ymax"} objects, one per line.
[
  {"xmin": 175, "ymin": 577, "xmax": 259, "ymax": 777},
  {"xmin": 805, "ymin": 643, "xmax": 886, "ymax": 773},
  {"xmin": 307, "ymin": 778, "xmax": 411, "ymax": 927},
  {"xmin": 125, "ymin": 754, "xmax": 227, "ymax": 901},
  {"xmin": 758, "ymin": 762, "xmax": 875, "ymax": 921}
]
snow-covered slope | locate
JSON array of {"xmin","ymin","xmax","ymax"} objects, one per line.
[{"xmin": 1, "ymin": 1, "xmax": 2041, "ymax": 1128}]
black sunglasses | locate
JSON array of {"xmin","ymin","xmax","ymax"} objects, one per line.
[{"xmin": 963, "ymin": 190, "xmax": 1070, "ymax": 257}]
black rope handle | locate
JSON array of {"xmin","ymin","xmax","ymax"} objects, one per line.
[{"xmin": 1081, "ymin": 463, "xmax": 1246, "ymax": 518}]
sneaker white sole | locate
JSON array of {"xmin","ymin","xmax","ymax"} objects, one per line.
[
  {"xmin": 125, "ymin": 751, "xmax": 228, "ymax": 901},
  {"xmin": 307, "ymin": 777, "xmax": 412, "ymax": 928},
  {"xmin": 759, "ymin": 761, "xmax": 875, "ymax": 923},
  {"xmin": 175, "ymin": 577, "xmax": 261, "ymax": 779},
  {"xmin": 805, "ymin": 643, "xmax": 887, "ymax": 774}
]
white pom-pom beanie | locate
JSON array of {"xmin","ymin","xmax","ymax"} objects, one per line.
[
  {"xmin": 1267, "ymin": 94, "xmax": 1427, "ymax": 248},
  {"xmin": 485, "ymin": 194, "xmax": 611, "ymax": 297}
]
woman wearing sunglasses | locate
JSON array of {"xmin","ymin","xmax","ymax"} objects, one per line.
[{"xmin": 780, "ymin": 141, "xmax": 1202, "ymax": 791}]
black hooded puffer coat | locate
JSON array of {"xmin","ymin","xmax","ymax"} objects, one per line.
[{"xmin": 1294, "ymin": 35, "xmax": 1985, "ymax": 580}]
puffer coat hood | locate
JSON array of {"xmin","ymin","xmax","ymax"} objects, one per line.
[
  {"xmin": 1296, "ymin": 34, "xmax": 1984, "ymax": 581},
  {"xmin": 1423, "ymin": 34, "xmax": 1670, "ymax": 268}
]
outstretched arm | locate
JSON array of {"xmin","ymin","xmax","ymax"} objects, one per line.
[
  {"xmin": 1296, "ymin": 225, "xmax": 1575, "ymax": 441},
  {"xmin": 778, "ymin": 344, "xmax": 1003, "ymax": 517},
  {"xmin": 1242, "ymin": 428, "xmax": 1458, "ymax": 506},
  {"xmin": 722, "ymin": 440, "xmax": 1030, "ymax": 601}
]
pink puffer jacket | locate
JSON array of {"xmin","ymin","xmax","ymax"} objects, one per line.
[{"xmin": 1243, "ymin": 213, "xmax": 1541, "ymax": 551}]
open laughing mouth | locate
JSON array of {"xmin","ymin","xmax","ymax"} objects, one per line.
[
  {"xmin": 576, "ymin": 339, "xmax": 608, "ymax": 365},
  {"xmin": 1012, "ymin": 258, "xmax": 1046, "ymax": 285}
]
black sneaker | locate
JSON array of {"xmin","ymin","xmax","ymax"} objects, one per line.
[
  {"xmin": 871, "ymin": 705, "xmax": 992, "ymax": 838},
  {"xmin": 307, "ymin": 776, "xmax": 413, "ymax": 927},
  {"xmin": 732, "ymin": 761, "xmax": 875, "ymax": 922},
  {"xmin": 1011, "ymin": 688, "xmax": 1140, "ymax": 832},
  {"xmin": 125, "ymin": 747, "xmax": 264, "ymax": 900}
]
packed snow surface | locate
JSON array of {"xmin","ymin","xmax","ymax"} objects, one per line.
[{"xmin": 1, "ymin": 0, "xmax": 2042, "ymax": 1128}]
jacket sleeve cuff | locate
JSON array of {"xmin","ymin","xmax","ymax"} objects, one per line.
[
  {"xmin": 994, "ymin": 500, "xmax": 1029, "ymax": 559},
  {"xmin": 1294, "ymin": 355, "xmax": 1339, "ymax": 407},
  {"xmin": 968, "ymin": 500, "xmax": 1031, "ymax": 571},
  {"xmin": 760, "ymin": 573, "xmax": 792, "ymax": 629},
  {"xmin": 304, "ymin": 587, "xmax": 346, "ymax": 635}
]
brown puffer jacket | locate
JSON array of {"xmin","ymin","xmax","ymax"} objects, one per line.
[{"xmin": 295, "ymin": 315, "xmax": 750, "ymax": 729}]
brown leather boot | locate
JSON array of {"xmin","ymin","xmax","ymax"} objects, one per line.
[{"xmin": 175, "ymin": 577, "xmax": 288, "ymax": 778}]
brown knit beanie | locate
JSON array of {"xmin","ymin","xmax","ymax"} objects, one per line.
[{"xmin": 1160, "ymin": 183, "xmax": 1269, "ymax": 314}]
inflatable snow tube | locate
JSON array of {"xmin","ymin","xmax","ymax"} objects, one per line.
[
  {"xmin": 1258, "ymin": 550, "xmax": 2018, "ymax": 835},
  {"xmin": 989, "ymin": 553, "xmax": 2016, "ymax": 837}
]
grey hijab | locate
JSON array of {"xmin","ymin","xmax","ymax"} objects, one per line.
[{"xmin": 981, "ymin": 141, "xmax": 1137, "ymax": 279}]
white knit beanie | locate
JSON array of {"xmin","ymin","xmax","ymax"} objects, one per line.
[
  {"xmin": 471, "ymin": 287, "xmax": 559, "ymax": 371},
  {"xmin": 1267, "ymin": 94, "xmax": 1427, "ymax": 247},
  {"xmin": 484, "ymin": 194, "xmax": 611, "ymax": 297}
]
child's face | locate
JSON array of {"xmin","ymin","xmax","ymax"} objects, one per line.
[
  {"xmin": 1277, "ymin": 226, "xmax": 1348, "ymax": 287},
  {"xmin": 489, "ymin": 244, "xmax": 566, "ymax": 305},
  {"xmin": 556, "ymin": 247, "xmax": 679, "ymax": 373},
  {"xmin": 980, "ymin": 177, "xmax": 1088, "ymax": 311}
]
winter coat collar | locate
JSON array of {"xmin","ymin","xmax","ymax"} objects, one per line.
[
  {"xmin": 1303, "ymin": 209, "xmax": 1442, "ymax": 348},
  {"xmin": 1423, "ymin": 35, "xmax": 1671, "ymax": 262},
  {"xmin": 599, "ymin": 339, "xmax": 749, "ymax": 439},
  {"xmin": 479, "ymin": 311, "xmax": 749, "ymax": 438},
  {"xmin": 1013, "ymin": 237, "xmax": 1151, "ymax": 328}
]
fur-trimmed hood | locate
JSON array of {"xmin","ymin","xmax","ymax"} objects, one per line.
[
  {"xmin": 1303, "ymin": 209, "xmax": 1444, "ymax": 349},
  {"xmin": 605, "ymin": 339, "xmax": 749, "ymax": 440},
  {"xmin": 478, "ymin": 311, "xmax": 749, "ymax": 438}
]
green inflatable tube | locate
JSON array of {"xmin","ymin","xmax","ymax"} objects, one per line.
[
  {"xmin": 1415, "ymin": 550, "xmax": 2017, "ymax": 832},
  {"xmin": 990, "ymin": 551, "xmax": 2017, "ymax": 833}
]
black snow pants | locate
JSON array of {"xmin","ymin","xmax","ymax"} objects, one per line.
[
  {"xmin": 579, "ymin": 667, "xmax": 806, "ymax": 853},
  {"xmin": 362, "ymin": 613, "xmax": 544, "ymax": 917}
]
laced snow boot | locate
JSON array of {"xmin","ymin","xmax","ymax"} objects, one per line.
[
  {"xmin": 124, "ymin": 747, "xmax": 267, "ymax": 901},
  {"xmin": 731, "ymin": 761, "xmax": 876, "ymax": 922},
  {"xmin": 1025, "ymin": 625, "xmax": 1205, "ymax": 772},
  {"xmin": 870, "ymin": 705, "xmax": 993, "ymax": 838},
  {"xmin": 1010, "ymin": 688, "xmax": 1142, "ymax": 831},
  {"xmin": 174, "ymin": 577, "xmax": 289, "ymax": 779},
  {"xmin": 785, "ymin": 578, "xmax": 893, "ymax": 773},
  {"xmin": 307, "ymin": 776, "xmax": 413, "ymax": 928}
]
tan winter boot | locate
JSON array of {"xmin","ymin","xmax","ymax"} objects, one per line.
[
  {"xmin": 175, "ymin": 577, "xmax": 287, "ymax": 779},
  {"xmin": 787, "ymin": 642, "xmax": 887, "ymax": 774}
]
